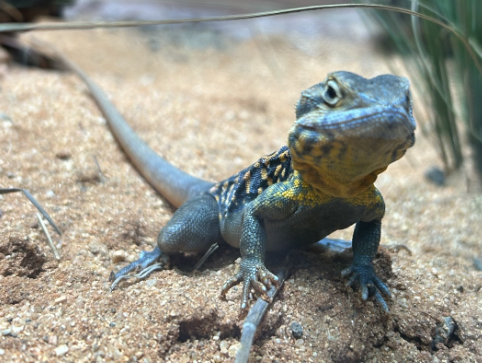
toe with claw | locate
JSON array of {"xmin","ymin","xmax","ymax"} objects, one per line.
[
  {"xmin": 221, "ymin": 257, "xmax": 280, "ymax": 310},
  {"xmin": 109, "ymin": 246, "xmax": 168, "ymax": 291},
  {"xmin": 341, "ymin": 258, "xmax": 391, "ymax": 312}
]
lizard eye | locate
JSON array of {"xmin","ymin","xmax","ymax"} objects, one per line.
[{"xmin": 322, "ymin": 80, "xmax": 341, "ymax": 106}]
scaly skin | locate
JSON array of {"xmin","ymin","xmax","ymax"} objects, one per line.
[{"xmin": 64, "ymin": 59, "xmax": 416, "ymax": 312}]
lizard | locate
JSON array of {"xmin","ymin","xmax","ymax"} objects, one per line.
[{"xmin": 60, "ymin": 55, "xmax": 416, "ymax": 312}]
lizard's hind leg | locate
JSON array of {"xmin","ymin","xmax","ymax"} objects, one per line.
[{"xmin": 109, "ymin": 194, "xmax": 222, "ymax": 290}]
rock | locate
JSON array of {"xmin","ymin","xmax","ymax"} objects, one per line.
[
  {"xmin": 54, "ymin": 344, "xmax": 69, "ymax": 356},
  {"xmin": 290, "ymin": 321, "xmax": 303, "ymax": 339},
  {"xmin": 89, "ymin": 241, "xmax": 108, "ymax": 256},
  {"xmin": 55, "ymin": 150, "xmax": 72, "ymax": 160},
  {"xmin": 425, "ymin": 166, "xmax": 445, "ymax": 186}
]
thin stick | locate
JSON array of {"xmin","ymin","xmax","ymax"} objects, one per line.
[
  {"xmin": 0, "ymin": 4, "xmax": 456, "ymax": 33},
  {"xmin": 193, "ymin": 243, "xmax": 219, "ymax": 271},
  {"xmin": 36, "ymin": 212, "xmax": 61, "ymax": 260},
  {"xmin": 235, "ymin": 267, "xmax": 288, "ymax": 363},
  {"xmin": 0, "ymin": 188, "xmax": 62, "ymax": 235},
  {"xmin": 0, "ymin": 4, "xmax": 477, "ymax": 74},
  {"xmin": 93, "ymin": 155, "xmax": 106, "ymax": 183}
]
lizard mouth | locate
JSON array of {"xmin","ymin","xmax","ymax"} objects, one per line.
[
  {"xmin": 296, "ymin": 106, "xmax": 415, "ymax": 138},
  {"xmin": 287, "ymin": 104, "xmax": 416, "ymax": 183}
]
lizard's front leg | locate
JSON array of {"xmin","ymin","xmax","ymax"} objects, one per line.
[
  {"xmin": 221, "ymin": 207, "xmax": 279, "ymax": 310},
  {"xmin": 342, "ymin": 220, "xmax": 391, "ymax": 312}
]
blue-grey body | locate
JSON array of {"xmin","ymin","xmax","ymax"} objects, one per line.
[{"xmin": 65, "ymin": 59, "xmax": 416, "ymax": 311}]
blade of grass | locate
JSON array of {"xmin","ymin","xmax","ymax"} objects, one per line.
[
  {"xmin": 0, "ymin": 188, "xmax": 62, "ymax": 235},
  {"xmin": 36, "ymin": 212, "xmax": 61, "ymax": 260},
  {"xmin": 0, "ymin": 2, "xmax": 479, "ymax": 74}
]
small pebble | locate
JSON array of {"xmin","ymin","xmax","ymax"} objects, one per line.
[
  {"xmin": 290, "ymin": 321, "xmax": 303, "ymax": 339},
  {"xmin": 219, "ymin": 340, "xmax": 229, "ymax": 351},
  {"xmin": 0, "ymin": 112, "xmax": 13, "ymax": 126},
  {"xmin": 29, "ymin": 219, "xmax": 39, "ymax": 229},
  {"xmin": 55, "ymin": 150, "xmax": 72, "ymax": 160},
  {"xmin": 424, "ymin": 166, "xmax": 445, "ymax": 186},
  {"xmin": 135, "ymin": 351, "xmax": 144, "ymax": 359},
  {"xmin": 473, "ymin": 257, "xmax": 482, "ymax": 271},
  {"xmin": 89, "ymin": 241, "xmax": 108, "ymax": 256},
  {"xmin": 111, "ymin": 250, "xmax": 127, "ymax": 263},
  {"xmin": 145, "ymin": 278, "xmax": 157, "ymax": 287},
  {"xmin": 55, "ymin": 296, "xmax": 67, "ymax": 304},
  {"xmin": 11, "ymin": 325, "xmax": 24, "ymax": 334},
  {"xmin": 228, "ymin": 344, "xmax": 239, "ymax": 358},
  {"xmin": 48, "ymin": 335, "xmax": 58, "ymax": 345},
  {"xmin": 54, "ymin": 345, "xmax": 69, "ymax": 356}
]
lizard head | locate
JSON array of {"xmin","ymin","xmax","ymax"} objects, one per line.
[{"xmin": 288, "ymin": 71, "xmax": 416, "ymax": 197}]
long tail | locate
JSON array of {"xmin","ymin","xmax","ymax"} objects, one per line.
[{"xmin": 59, "ymin": 54, "xmax": 214, "ymax": 208}]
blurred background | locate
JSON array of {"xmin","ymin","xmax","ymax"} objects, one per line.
[
  {"xmin": 1, "ymin": 1, "xmax": 482, "ymax": 362},
  {"xmin": 1, "ymin": 0, "xmax": 481, "ymax": 188}
]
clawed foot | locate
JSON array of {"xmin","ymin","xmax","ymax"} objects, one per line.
[
  {"xmin": 342, "ymin": 258, "xmax": 391, "ymax": 312},
  {"xmin": 109, "ymin": 246, "xmax": 168, "ymax": 291},
  {"xmin": 221, "ymin": 257, "xmax": 280, "ymax": 310}
]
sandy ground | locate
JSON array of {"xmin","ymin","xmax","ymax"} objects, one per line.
[{"xmin": 0, "ymin": 13, "xmax": 482, "ymax": 363}]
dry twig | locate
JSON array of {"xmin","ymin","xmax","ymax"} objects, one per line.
[
  {"xmin": 0, "ymin": 188, "xmax": 61, "ymax": 235},
  {"xmin": 36, "ymin": 212, "xmax": 61, "ymax": 260},
  {"xmin": 235, "ymin": 267, "xmax": 289, "ymax": 363}
]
